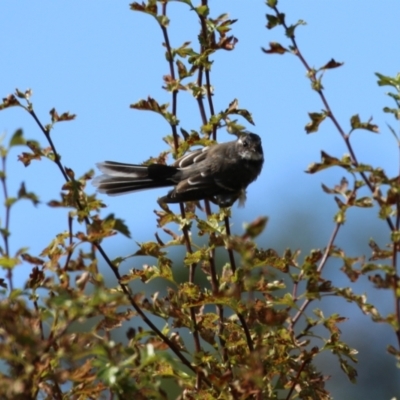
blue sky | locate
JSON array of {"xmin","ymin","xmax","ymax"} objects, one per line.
[{"xmin": 1, "ymin": 1, "xmax": 400, "ymax": 397}]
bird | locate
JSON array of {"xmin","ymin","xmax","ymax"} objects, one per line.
[{"xmin": 93, "ymin": 133, "xmax": 263, "ymax": 207}]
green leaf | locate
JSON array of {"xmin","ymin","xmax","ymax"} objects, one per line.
[
  {"xmin": 18, "ymin": 182, "xmax": 40, "ymax": 206},
  {"xmin": 176, "ymin": 60, "xmax": 189, "ymax": 79},
  {"xmin": 243, "ymin": 217, "xmax": 268, "ymax": 238},
  {"xmin": 104, "ymin": 213, "xmax": 131, "ymax": 238},
  {"xmin": 130, "ymin": 97, "xmax": 169, "ymax": 115},
  {"xmin": 129, "ymin": 1, "xmax": 157, "ymax": 16},
  {"xmin": 354, "ymin": 197, "xmax": 373, "ymax": 208},
  {"xmin": 156, "ymin": 15, "xmax": 169, "ymax": 27},
  {"xmin": 195, "ymin": 5, "xmax": 209, "ymax": 17},
  {"xmin": 378, "ymin": 204, "xmax": 393, "ymax": 219},
  {"xmin": 0, "ymin": 256, "xmax": 20, "ymax": 269},
  {"xmin": 173, "ymin": 41, "xmax": 196, "ymax": 58},
  {"xmin": 305, "ymin": 111, "xmax": 327, "ymax": 133},
  {"xmin": 391, "ymin": 230, "xmax": 400, "ymax": 244},
  {"xmin": 286, "ymin": 20, "xmax": 306, "ymax": 38},
  {"xmin": 375, "ymin": 72, "xmax": 400, "ymax": 88},
  {"xmin": 307, "ymin": 151, "xmax": 352, "ymax": 174},
  {"xmin": 266, "ymin": 0, "xmax": 277, "ymax": 7},
  {"xmin": 311, "ymin": 76, "xmax": 324, "ymax": 91},
  {"xmin": 350, "ymin": 114, "xmax": 379, "ymax": 133},
  {"xmin": 9, "ymin": 129, "xmax": 26, "ymax": 147},
  {"xmin": 4, "ymin": 197, "xmax": 17, "ymax": 208},
  {"xmin": 135, "ymin": 241, "xmax": 165, "ymax": 258},
  {"xmin": 265, "ymin": 14, "xmax": 280, "ymax": 29},
  {"xmin": 224, "ymin": 99, "xmax": 255, "ymax": 125},
  {"xmin": 383, "ymin": 107, "xmax": 400, "ymax": 119},
  {"xmin": 184, "ymin": 249, "xmax": 208, "ymax": 265}
]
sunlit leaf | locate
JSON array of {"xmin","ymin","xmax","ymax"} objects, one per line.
[
  {"xmin": 305, "ymin": 111, "xmax": 327, "ymax": 133},
  {"xmin": 9, "ymin": 129, "xmax": 26, "ymax": 147}
]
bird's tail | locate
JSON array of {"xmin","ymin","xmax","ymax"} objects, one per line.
[{"xmin": 92, "ymin": 161, "xmax": 178, "ymax": 196}]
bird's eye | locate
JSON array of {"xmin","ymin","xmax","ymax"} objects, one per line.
[{"xmin": 242, "ymin": 138, "xmax": 248, "ymax": 147}]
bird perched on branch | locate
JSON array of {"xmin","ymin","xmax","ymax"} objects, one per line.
[{"xmin": 93, "ymin": 133, "xmax": 263, "ymax": 207}]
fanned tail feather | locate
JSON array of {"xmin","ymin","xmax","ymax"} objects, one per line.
[{"xmin": 93, "ymin": 161, "xmax": 177, "ymax": 196}]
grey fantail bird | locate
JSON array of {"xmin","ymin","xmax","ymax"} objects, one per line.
[{"xmin": 93, "ymin": 133, "xmax": 264, "ymax": 207}]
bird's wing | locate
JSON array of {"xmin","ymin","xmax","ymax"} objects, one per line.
[
  {"xmin": 173, "ymin": 146, "xmax": 209, "ymax": 168},
  {"xmin": 174, "ymin": 144, "xmax": 239, "ymax": 194},
  {"xmin": 174, "ymin": 164, "xmax": 236, "ymax": 195}
]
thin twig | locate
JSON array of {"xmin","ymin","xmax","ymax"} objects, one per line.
[
  {"xmin": 197, "ymin": 0, "xmax": 254, "ymax": 355},
  {"xmin": 29, "ymin": 110, "xmax": 69, "ymax": 182},
  {"xmin": 62, "ymin": 213, "xmax": 74, "ymax": 272},
  {"xmin": 285, "ymin": 357, "xmax": 309, "ymax": 400},
  {"xmin": 193, "ymin": 1, "xmax": 231, "ymax": 364},
  {"xmin": 224, "ymin": 215, "xmax": 237, "ymax": 273},
  {"xmin": 272, "ymin": 5, "xmax": 395, "ymax": 232},
  {"xmin": 204, "ymin": 199, "xmax": 229, "ymax": 362},
  {"xmin": 160, "ymin": 1, "xmax": 203, "ymax": 385},
  {"xmin": 290, "ymin": 222, "xmax": 341, "ymax": 330},
  {"xmin": 392, "ymin": 238, "xmax": 400, "ymax": 347},
  {"xmin": 0, "ymin": 154, "xmax": 13, "ymax": 291}
]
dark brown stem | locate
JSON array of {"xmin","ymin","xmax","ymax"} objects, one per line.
[
  {"xmin": 160, "ymin": 2, "xmax": 179, "ymax": 151},
  {"xmin": 196, "ymin": 67, "xmax": 208, "ymax": 126},
  {"xmin": 160, "ymin": 1, "xmax": 203, "ymax": 383},
  {"xmin": 204, "ymin": 200, "xmax": 229, "ymax": 362},
  {"xmin": 285, "ymin": 357, "xmax": 309, "ymax": 400},
  {"xmin": 197, "ymin": 1, "xmax": 253, "ymax": 354},
  {"xmin": 96, "ymin": 236, "xmax": 205, "ymax": 379},
  {"xmin": 193, "ymin": 0, "xmax": 231, "ymax": 364},
  {"xmin": 392, "ymin": 240, "xmax": 400, "ymax": 347},
  {"xmin": 29, "ymin": 110, "xmax": 69, "ymax": 182},
  {"xmin": 224, "ymin": 215, "xmax": 237, "ymax": 273},
  {"xmin": 62, "ymin": 214, "xmax": 74, "ymax": 272},
  {"xmin": 198, "ymin": 0, "xmax": 217, "ymax": 140},
  {"xmin": 33, "ymin": 298, "xmax": 44, "ymax": 341},
  {"xmin": 0, "ymin": 154, "xmax": 13, "ymax": 291},
  {"xmin": 394, "ymin": 182, "xmax": 400, "ymax": 347}
]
